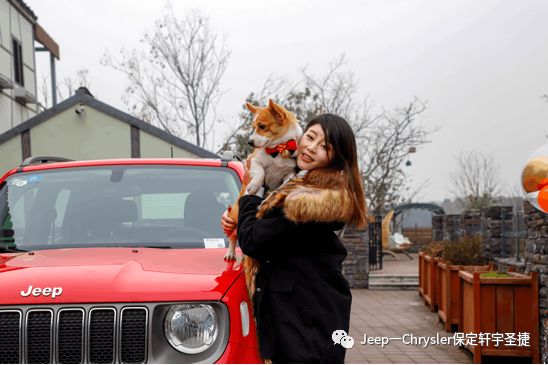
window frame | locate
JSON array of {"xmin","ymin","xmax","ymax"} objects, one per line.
[{"xmin": 12, "ymin": 36, "xmax": 24, "ymax": 86}]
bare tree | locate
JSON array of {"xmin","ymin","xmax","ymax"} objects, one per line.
[
  {"xmin": 301, "ymin": 55, "xmax": 356, "ymax": 119},
  {"xmin": 222, "ymin": 55, "xmax": 435, "ymax": 214},
  {"xmin": 57, "ymin": 69, "xmax": 91, "ymax": 101},
  {"xmin": 215, "ymin": 74, "xmax": 331, "ymax": 156},
  {"xmin": 216, "ymin": 75, "xmax": 290, "ymax": 156},
  {"xmin": 38, "ymin": 74, "xmax": 50, "ymax": 110},
  {"xmin": 38, "ymin": 69, "xmax": 91, "ymax": 110},
  {"xmin": 301, "ymin": 56, "xmax": 435, "ymax": 214},
  {"xmin": 360, "ymin": 98, "xmax": 432, "ymax": 214},
  {"xmin": 102, "ymin": 7, "xmax": 229, "ymax": 149},
  {"xmin": 451, "ymin": 150, "xmax": 502, "ymax": 210}
]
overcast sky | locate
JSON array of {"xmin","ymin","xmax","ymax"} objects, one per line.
[{"xmin": 26, "ymin": 0, "xmax": 548, "ymax": 203}]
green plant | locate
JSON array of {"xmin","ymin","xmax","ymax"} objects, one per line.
[
  {"xmin": 479, "ymin": 271, "xmax": 510, "ymax": 278},
  {"xmin": 441, "ymin": 235, "xmax": 489, "ymax": 265}
]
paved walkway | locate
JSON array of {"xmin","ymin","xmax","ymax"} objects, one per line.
[
  {"xmin": 372, "ymin": 253, "xmax": 419, "ymax": 276},
  {"xmin": 345, "ymin": 289, "xmax": 472, "ymax": 363}
]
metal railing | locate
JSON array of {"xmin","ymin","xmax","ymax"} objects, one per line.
[{"xmin": 368, "ymin": 215, "xmax": 383, "ymax": 271}]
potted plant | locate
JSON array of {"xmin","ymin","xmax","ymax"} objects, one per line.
[
  {"xmin": 437, "ymin": 235, "xmax": 492, "ymax": 332},
  {"xmin": 459, "ymin": 270, "xmax": 539, "ymax": 363}
]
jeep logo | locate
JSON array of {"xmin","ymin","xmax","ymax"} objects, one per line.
[{"xmin": 20, "ymin": 285, "xmax": 63, "ymax": 299}]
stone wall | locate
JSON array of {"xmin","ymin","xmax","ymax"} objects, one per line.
[
  {"xmin": 432, "ymin": 206, "xmax": 521, "ymax": 261},
  {"xmin": 432, "ymin": 215, "xmax": 444, "ymax": 241},
  {"xmin": 484, "ymin": 206, "xmax": 514, "ymax": 261},
  {"xmin": 442, "ymin": 214, "xmax": 461, "ymax": 241},
  {"xmin": 461, "ymin": 210, "xmax": 483, "ymax": 237},
  {"xmin": 434, "ymin": 212, "xmax": 482, "ymax": 242},
  {"xmin": 341, "ymin": 227, "xmax": 368, "ymax": 288},
  {"xmin": 523, "ymin": 201, "xmax": 548, "ymax": 362}
]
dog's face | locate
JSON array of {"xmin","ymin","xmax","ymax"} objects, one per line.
[{"xmin": 246, "ymin": 100, "xmax": 298, "ymax": 148}]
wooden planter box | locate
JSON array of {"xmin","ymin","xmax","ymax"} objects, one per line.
[
  {"xmin": 436, "ymin": 259, "xmax": 443, "ymax": 314},
  {"xmin": 418, "ymin": 252, "xmax": 425, "ymax": 297},
  {"xmin": 437, "ymin": 262, "xmax": 491, "ymax": 332},
  {"xmin": 423, "ymin": 254, "xmax": 439, "ymax": 312},
  {"xmin": 459, "ymin": 271, "xmax": 539, "ymax": 363}
]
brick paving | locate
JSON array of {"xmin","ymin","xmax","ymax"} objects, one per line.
[
  {"xmin": 371, "ymin": 253, "xmax": 419, "ymax": 276},
  {"xmin": 345, "ymin": 289, "xmax": 472, "ymax": 363}
]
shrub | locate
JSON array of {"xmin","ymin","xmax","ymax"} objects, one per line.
[
  {"xmin": 441, "ymin": 235, "xmax": 489, "ymax": 265},
  {"xmin": 421, "ymin": 241, "xmax": 447, "ymax": 257}
]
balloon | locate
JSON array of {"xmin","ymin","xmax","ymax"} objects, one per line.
[
  {"xmin": 522, "ymin": 144, "xmax": 548, "ymax": 213},
  {"xmin": 538, "ymin": 186, "xmax": 548, "ymax": 212}
]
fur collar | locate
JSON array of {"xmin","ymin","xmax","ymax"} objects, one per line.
[{"xmin": 256, "ymin": 168, "xmax": 353, "ymax": 224}]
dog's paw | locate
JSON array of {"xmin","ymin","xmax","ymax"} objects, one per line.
[
  {"xmin": 224, "ymin": 248, "xmax": 236, "ymax": 261},
  {"xmin": 246, "ymin": 181, "xmax": 261, "ymax": 195}
]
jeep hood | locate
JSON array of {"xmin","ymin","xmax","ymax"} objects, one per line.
[{"xmin": 0, "ymin": 247, "xmax": 244, "ymax": 305}]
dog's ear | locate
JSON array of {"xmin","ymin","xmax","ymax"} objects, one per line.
[
  {"xmin": 268, "ymin": 99, "xmax": 286, "ymax": 122},
  {"xmin": 246, "ymin": 102, "xmax": 259, "ymax": 114}
]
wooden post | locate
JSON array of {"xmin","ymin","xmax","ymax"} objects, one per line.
[{"xmin": 473, "ymin": 271, "xmax": 482, "ymax": 364}]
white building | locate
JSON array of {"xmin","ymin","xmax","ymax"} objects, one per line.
[
  {"xmin": 0, "ymin": 87, "xmax": 219, "ymax": 175},
  {"xmin": 0, "ymin": 0, "xmax": 59, "ymax": 134}
]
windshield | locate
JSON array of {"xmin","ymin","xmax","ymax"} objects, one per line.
[{"xmin": 0, "ymin": 165, "xmax": 240, "ymax": 251}]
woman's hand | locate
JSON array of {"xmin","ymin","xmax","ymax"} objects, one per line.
[
  {"xmin": 221, "ymin": 158, "xmax": 253, "ymax": 235},
  {"xmin": 221, "ymin": 205, "xmax": 237, "ymax": 235}
]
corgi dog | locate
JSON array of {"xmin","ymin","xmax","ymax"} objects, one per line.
[
  {"xmin": 224, "ymin": 99, "xmax": 302, "ymax": 274},
  {"xmin": 245, "ymin": 100, "xmax": 303, "ymax": 195}
]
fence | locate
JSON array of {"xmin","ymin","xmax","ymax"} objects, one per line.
[{"xmin": 368, "ymin": 215, "xmax": 383, "ymax": 271}]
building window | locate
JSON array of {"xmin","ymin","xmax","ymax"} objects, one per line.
[{"xmin": 12, "ymin": 38, "xmax": 24, "ymax": 86}]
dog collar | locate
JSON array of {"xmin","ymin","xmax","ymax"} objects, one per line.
[{"xmin": 265, "ymin": 139, "xmax": 298, "ymax": 158}]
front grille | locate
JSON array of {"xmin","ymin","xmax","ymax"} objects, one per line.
[
  {"xmin": 57, "ymin": 309, "xmax": 84, "ymax": 363},
  {"xmin": 89, "ymin": 309, "xmax": 116, "ymax": 364},
  {"xmin": 0, "ymin": 306, "xmax": 148, "ymax": 364},
  {"xmin": 120, "ymin": 309, "xmax": 147, "ymax": 364},
  {"xmin": 26, "ymin": 310, "xmax": 53, "ymax": 363},
  {"xmin": 0, "ymin": 311, "xmax": 21, "ymax": 363}
]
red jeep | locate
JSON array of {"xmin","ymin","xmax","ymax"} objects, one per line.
[{"xmin": 0, "ymin": 156, "xmax": 261, "ymax": 363}]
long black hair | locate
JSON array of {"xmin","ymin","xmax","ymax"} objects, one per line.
[{"xmin": 304, "ymin": 113, "xmax": 368, "ymax": 228}]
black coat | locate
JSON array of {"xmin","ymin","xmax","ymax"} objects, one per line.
[{"xmin": 238, "ymin": 194, "xmax": 352, "ymax": 363}]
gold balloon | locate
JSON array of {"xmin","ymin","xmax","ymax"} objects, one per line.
[
  {"xmin": 522, "ymin": 156, "xmax": 548, "ymax": 193},
  {"xmin": 522, "ymin": 144, "xmax": 548, "ymax": 213}
]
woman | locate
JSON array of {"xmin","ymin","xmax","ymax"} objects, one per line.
[{"xmin": 221, "ymin": 114, "xmax": 367, "ymax": 363}]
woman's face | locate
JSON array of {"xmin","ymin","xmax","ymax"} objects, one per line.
[{"xmin": 296, "ymin": 124, "xmax": 333, "ymax": 170}]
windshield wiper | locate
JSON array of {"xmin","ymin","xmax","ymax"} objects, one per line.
[{"xmin": 0, "ymin": 245, "xmax": 28, "ymax": 253}]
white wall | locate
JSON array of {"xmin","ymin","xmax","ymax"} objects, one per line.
[
  {"xmin": 0, "ymin": 133, "xmax": 21, "ymax": 176},
  {"xmin": 31, "ymin": 106, "xmax": 132, "ymax": 160},
  {"xmin": 9, "ymin": 1, "xmax": 35, "ymax": 93},
  {"xmin": 0, "ymin": 0, "xmax": 37, "ymax": 132},
  {"xmin": 140, "ymin": 131, "xmax": 198, "ymax": 158},
  {"xmin": 0, "ymin": 0, "xmax": 11, "ymax": 78},
  {"xmin": 0, "ymin": 93, "xmax": 11, "ymax": 133}
]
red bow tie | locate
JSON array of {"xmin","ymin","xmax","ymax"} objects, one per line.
[{"xmin": 265, "ymin": 139, "xmax": 298, "ymax": 158}]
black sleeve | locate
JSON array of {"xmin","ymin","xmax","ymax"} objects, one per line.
[
  {"xmin": 237, "ymin": 195, "xmax": 346, "ymax": 260},
  {"xmin": 237, "ymin": 195, "xmax": 297, "ymax": 260}
]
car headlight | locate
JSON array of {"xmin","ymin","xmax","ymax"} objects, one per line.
[{"xmin": 164, "ymin": 304, "xmax": 219, "ymax": 354}]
